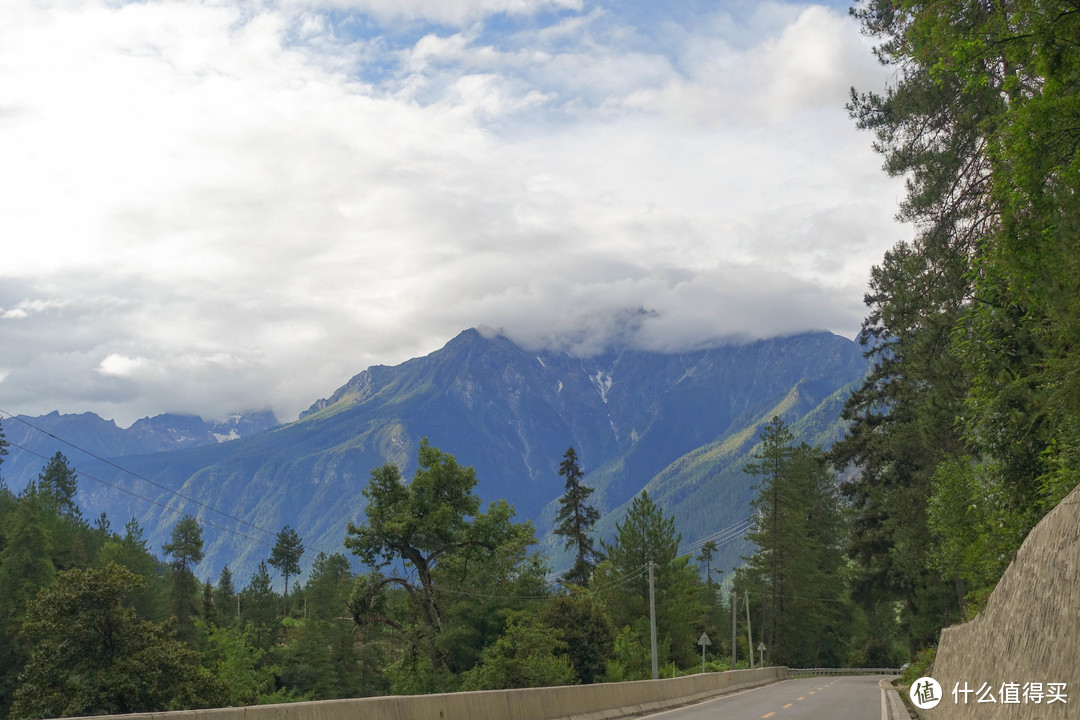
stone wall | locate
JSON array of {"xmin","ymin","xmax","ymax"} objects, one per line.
[{"xmin": 925, "ymin": 485, "xmax": 1080, "ymax": 719}]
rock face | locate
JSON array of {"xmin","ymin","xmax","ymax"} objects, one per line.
[{"xmin": 926, "ymin": 485, "xmax": 1080, "ymax": 719}]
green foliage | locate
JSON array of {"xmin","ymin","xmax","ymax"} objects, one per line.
[
  {"xmin": 597, "ymin": 491, "xmax": 705, "ymax": 669},
  {"xmin": 553, "ymin": 447, "xmax": 602, "ymax": 587},
  {"xmin": 0, "ymin": 497, "xmax": 57, "ymax": 719},
  {"xmin": 600, "ymin": 622, "xmax": 652, "ymax": 682},
  {"xmin": 162, "ymin": 516, "xmax": 204, "ymax": 574},
  {"xmin": 839, "ymin": 0, "xmax": 1080, "ymax": 660},
  {"xmin": 900, "ymin": 646, "xmax": 937, "ymax": 688},
  {"xmin": 35, "ymin": 453, "xmax": 81, "ymax": 522},
  {"xmin": 926, "ymin": 457, "xmax": 1030, "ymax": 617},
  {"xmin": 277, "ymin": 615, "xmax": 373, "ymax": 700},
  {"xmin": 215, "ymin": 565, "xmax": 238, "ymax": 624},
  {"xmin": 162, "ymin": 516, "xmax": 205, "ymax": 640},
  {"xmin": 696, "ymin": 540, "xmax": 719, "ymax": 585},
  {"xmin": 302, "ymin": 552, "xmax": 353, "ymax": 620},
  {"xmin": 345, "ymin": 440, "xmax": 540, "ymax": 680},
  {"xmin": 10, "ymin": 564, "xmax": 222, "ymax": 719},
  {"xmin": 241, "ymin": 561, "xmax": 280, "ymax": 649},
  {"xmin": 740, "ymin": 419, "xmax": 848, "ymax": 667},
  {"xmin": 459, "ymin": 613, "xmax": 576, "ymax": 691},
  {"xmin": 269, "ymin": 525, "xmax": 304, "ymax": 611},
  {"xmin": 201, "ymin": 622, "xmax": 279, "ymax": 706},
  {"xmin": 96, "ymin": 517, "xmax": 170, "ymax": 622},
  {"xmin": 538, "ymin": 592, "xmax": 614, "ymax": 684}
]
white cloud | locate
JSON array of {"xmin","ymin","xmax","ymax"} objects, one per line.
[
  {"xmin": 1, "ymin": 299, "xmax": 70, "ymax": 320},
  {"xmin": 0, "ymin": 0, "xmax": 908, "ymax": 425},
  {"xmin": 747, "ymin": 5, "xmax": 885, "ymax": 122},
  {"xmin": 98, "ymin": 354, "xmax": 149, "ymax": 378},
  {"xmin": 281, "ymin": 0, "xmax": 583, "ymax": 26}
]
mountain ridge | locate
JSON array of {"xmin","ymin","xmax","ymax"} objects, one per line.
[
  {"xmin": 1, "ymin": 410, "xmax": 279, "ymax": 492},
  {"xmin": 1, "ymin": 328, "xmax": 869, "ymax": 584}
]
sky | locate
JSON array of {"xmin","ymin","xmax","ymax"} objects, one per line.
[{"xmin": 0, "ymin": 0, "xmax": 909, "ymax": 427}]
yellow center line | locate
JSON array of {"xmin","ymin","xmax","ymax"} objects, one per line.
[
  {"xmin": 809, "ymin": 691, "xmax": 815, "ymax": 695},
  {"xmin": 782, "ymin": 703, "xmax": 793, "ymax": 709},
  {"xmin": 762, "ymin": 713, "xmax": 776, "ymax": 719},
  {"xmin": 797, "ymin": 696, "xmax": 805, "ymax": 701}
]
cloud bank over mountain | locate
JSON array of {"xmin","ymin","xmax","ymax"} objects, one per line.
[{"xmin": 0, "ymin": 0, "xmax": 906, "ymax": 425}]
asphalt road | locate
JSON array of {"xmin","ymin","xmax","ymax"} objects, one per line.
[{"xmin": 641, "ymin": 676, "xmax": 895, "ymax": 720}]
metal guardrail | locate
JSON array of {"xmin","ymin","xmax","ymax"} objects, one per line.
[{"xmin": 788, "ymin": 668, "xmax": 901, "ymax": 678}]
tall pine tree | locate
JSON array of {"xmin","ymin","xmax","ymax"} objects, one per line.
[
  {"xmin": 268, "ymin": 525, "xmax": 304, "ymax": 616},
  {"xmin": 162, "ymin": 516, "xmax": 204, "ymax": 642},
  {"xmin": 553, "ymin": 447, "xmax": 601, "ymax": 587},
  {"xmin": 741, "ymin": 418, "xmax": 847, "ymax": 666}
]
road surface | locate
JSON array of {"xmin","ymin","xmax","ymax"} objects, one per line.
[{"xmin": 642, "ymin": 675, "xmax": 898, "ymax": 720}]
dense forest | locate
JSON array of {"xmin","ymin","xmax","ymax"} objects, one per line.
[
  {"xmin": 0, "ymin": 427, "xmax": 862, "ymax": 720},
  {"xmin": 829, "ymin": 0, "xmax": 1080, "ymax": 668},
  {"xmin": 1, "ymin": 0, "xmax": 1078, "ymax": 717}
]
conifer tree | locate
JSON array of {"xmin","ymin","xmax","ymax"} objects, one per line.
[
  {"xmin": 37, "ymin": 452, "xmax": 81, "ymax": 521},
  {"xmin": 162, "ymin": 516, "xmax": 204, "ymax": 640},
  {"xmin": 241, "ymin": 561, "xmax": 280, "ymax": 649},
  {"xmin": 596, "ymin": 491, "xmax": 703, "ymax": 669},
  {"xmin": 696, "ymin": 540, "xmax": 719, "ymax": 586},
  {"xmin": 0, "ymin": 418, "xmax": 8, "ymax": 482},
  {"xmin": 0, "ymin": 495, "xmax": 56, "ymax": 717},
  {"xmin": 202, "ymin": 580, "xmax": 220, "ymax": 625},
  {"xmin": 553, "ymin": 447, "xmax": 601, "ymax": 587},
  {"xmin": 304, "ymin": 552, "xmax": 352, "ymax": 620},
  {"xmin": 97, "ymin": 517, "xmax": 167, "ymax": 621},
  {"xmin": 268, "ymin": 525, "xmax": 303, "ymax": 615},
  {"xmin": 162, "ymin": 517, "xmax": 204, "ymax": 575},
  {"xmin": 215, "ymin": 566, "xmax": 237, "ymax": 624},
  {"xmin": 741, "ymin": 418, "xmax": 846, "ymax": 666}
]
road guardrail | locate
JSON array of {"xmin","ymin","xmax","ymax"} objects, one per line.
[{"xmin": 789, "ymin": 668, "xmax": 900, "ymax": 678}]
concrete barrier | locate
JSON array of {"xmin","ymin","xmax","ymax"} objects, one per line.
[{"xmin": 71, "ymin": 667, "xmax": 787, "ymax": 720}]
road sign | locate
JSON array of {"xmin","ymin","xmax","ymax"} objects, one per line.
[
  {"xmin": 698, "ymin": 632, "xmax": 712, "ymax": 673},
  {"xmin": 758, "ymin": 642, "xmax": 767, "ymax": 653}
]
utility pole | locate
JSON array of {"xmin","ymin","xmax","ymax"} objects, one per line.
[
  {"xmin": 745, "ymin": 589, "xmax": 754, "ymax": 670},
  {"xmin": 731, "ymin": 588, "xmax": 737, "ymax": 668},
  {"xmin": 648, "ymin": 560, "xmax": 658, "ymax": 680}
]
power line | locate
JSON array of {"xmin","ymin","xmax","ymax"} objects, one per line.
[
  {"xmin": 546, "ymin": 516, "xmax": 754, "ymax": 583},
  {"xmin": 4, "ymin": 438, "xmax": 275, "ymax": 551},
  {"xmin": 587, "ymin": 563, "xmax": 649, "ymax": 594},
  {"xmin": 0, "ymin": 415, "xmax": 351, "ymax": 566},
  {"xmin": 677, "ymin": 517, "xmax": 754, "ymax": 557}
]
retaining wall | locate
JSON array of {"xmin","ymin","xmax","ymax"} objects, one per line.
[
  {"xmin": 925, "ymin": 484, "xmax": 1080, "ymax": 719},
  {"xmin": 73, "ymin": 667, "xmax": 786, "ymax": 720}
]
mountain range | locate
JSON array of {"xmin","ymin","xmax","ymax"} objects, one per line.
[
  {"xmin": 1, "ymin": 410, "xmax": 279, "ymax": 490},
  {"xmin": 1, "ymin": 329, "xmax": 870, "ymax": 584}
]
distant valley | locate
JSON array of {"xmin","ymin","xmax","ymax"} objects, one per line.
[{"xmin": 2, "ymin": 329, "xmax": 870, "ymax": 584}]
